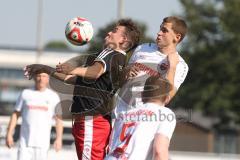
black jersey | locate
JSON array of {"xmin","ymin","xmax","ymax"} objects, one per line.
[{"xmin": 71, "ymin": 48, "xmax": 126, "ymax": 115}]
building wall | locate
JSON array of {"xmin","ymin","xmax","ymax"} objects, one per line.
[{"xmin": 170, "ymin": 122, "xmax": 214, "ymax": 152}]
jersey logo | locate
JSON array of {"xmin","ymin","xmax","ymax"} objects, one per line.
[
  {"xmin": 158, "ymin": 63, "xmax": 169, "ymax": 71},
  {"xmin": 45, "ymin": 100, "xmax": 50, "ymax": 105},
  {"xmin": 119, "ymin": 65, "xmax": 123, "ymax": 72},
  {"xmin": 28, "ymin": 105, "xmax": 48, "ymax": 111}
]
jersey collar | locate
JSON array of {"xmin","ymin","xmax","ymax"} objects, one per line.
[
  {"xmin": 116, "ymin": 49, "xmax": 126, "ymax": 55},
  {"xmin": 157, "ymin": 51, "xmax": 179, "ymax": 56}
]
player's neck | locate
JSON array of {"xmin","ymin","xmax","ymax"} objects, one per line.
[
  {"xmin": 145, "ymin": 100, "xmax": 164, "ymax": 107},
  {"xmin": 106, "ymin": 44, "xmax": 126, "ymax": 55},
  {"xmin": 114, "ymin": 48, "xmax": 126, "ymax": 55},
  {"xmin": 35, "ymin": 85, "xmax": 47, "ymax": 92},
  {"xmin": 158, "ymin": 46, "xmax": 177, "ymax": 55}
]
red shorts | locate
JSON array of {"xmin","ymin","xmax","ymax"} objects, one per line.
[{"xmin": 72, "ymin": 115, "xmax": 111, "ymax": 160}]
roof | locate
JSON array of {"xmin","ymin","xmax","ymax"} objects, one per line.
[{"xmin": 0, "ymin": 47, "xmax": 83, "ymax": 68}]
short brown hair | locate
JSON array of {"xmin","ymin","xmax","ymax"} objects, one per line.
[
  {"xmin": 163, "ymin": 16, "xmax": 187, "ymax": 42},
  {"xmin": 117, "ymin": 19, "xmax": 140, "ymax": 51},
  {"xmin": 142, "ymin": 76, "xmax": 172, "ymax": 103}
]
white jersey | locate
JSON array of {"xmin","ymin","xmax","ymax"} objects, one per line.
[
  {"xmin": 15, "ymin": 88, "xmax": 60, "ymax": 148},
  {"xmin": 105, "ymin": 103, "xmax": 176, "ymax": 160},
  {"xmin": 114, "ymin": 43, "xmax": 188, "ymax": 115},
  {"xmin": 129, "ymin": 43, "xmax": 188, "ymax": 89}
]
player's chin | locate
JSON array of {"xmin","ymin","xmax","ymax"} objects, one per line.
[
  {"xmin": 156, "ymin": 40, "xmax": 163, "ymax": 47},
  {"xmin": 104, "ymin": 41, "xmax": 115, "ymax": 49},
  {"xmin": 156, "ymin": 37, "xmax": 161, "ymax": 43},
  {"xmin": 104, "ymin": 40, "xmax": 108, "ymax": 46},
  {"xmin": 104, "ymin": 36, "xmax": 109, "ymax": 42}
]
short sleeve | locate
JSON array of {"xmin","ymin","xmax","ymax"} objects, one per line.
[
  {"xmin": 157, "ymin": 112, "xmax": 176, "ymax": 140},
  {"xmin": 94, "ymin": 48, "xmax": 115, "ymax": 73},
  {"xmin": 53, "ymin": 93, "xmax": 61, "ymax": 107},
  {"xmin": 51, "ymin": 92, "xmax": 61, "ymax": 116},
  {"xmin": 128, "ymin": 43, "xmax": 156, "ymax": 64},
  {"xmin": 174, "ymin": 60, "xmax": 189, "ymax": 90},
  {"xmin": 128, "ymin": 46, "xmax": 140, "ymax": 64},
  {"xmin": 14, "ymin": 92, "xmax": 24, "ymax": 112}
]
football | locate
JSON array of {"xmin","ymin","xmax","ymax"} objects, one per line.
[{"xmin": 65, "ymin": 17, "xmax": 94, "ymax": 46}]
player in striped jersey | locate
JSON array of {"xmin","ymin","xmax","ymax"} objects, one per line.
[{"xmin": 25, "ymin": 19, "xmax": 140, "ymax": 160}]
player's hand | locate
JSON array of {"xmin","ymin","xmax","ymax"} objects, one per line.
[
  {"xmin": 6, "ymin": 135, "xmax": 14, "ymax": 148},
  {"xmin": 53, "ymin": 138, "xmax": 62, "ymax": 152},
  {"xmin": 56, "ymin": 62, "xmax": 74, "ymax": 74},
  {"xmin": 126, "ymin": 65, "xmax": 140, "ymax": 80},
  {"xmin": 167, "ymin": 53, "xmax": 179, "ymax": 69},
  {"xmin": 24, "ymin": 64, "xmax": 51, "ymax": 80}
]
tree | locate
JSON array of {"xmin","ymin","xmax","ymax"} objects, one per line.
[
  {"xmin": 45, "ymin": 41, "xmax": 69, "ymax": 50},
  {"xmin": 171, "ymin": 0, "xmax": 240, "ymax": 127}
]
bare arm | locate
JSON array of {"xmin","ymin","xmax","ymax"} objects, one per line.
[
  {"xmin": 51, "ymin": 71, "xmax": 77, "ymax": 84},
  {"xmin": 6, "ymin": 111, "xmax": 20, "ymax": 148},
  {"xmin": 165, "ymin": 66, "xmax": 177, "ymax": 100},
  {"xmin": 53, "ymin": 115, "xmax": 63, "ymax": 152},
  {"xmin": 56, "ymin": 61, "xmax": 105, "ymax": 80},
  {"xmin": 153, "ymin": 134, "xmax": 170, "ymax": 160},
  {"xmin": 165, "ymin": 53, "xmax": 179, "ymax": 101},
  {"xmin": 24, "ymin": 64, "xmax": 77, "ymax": 84}
]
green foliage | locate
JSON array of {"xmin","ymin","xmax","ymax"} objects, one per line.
[
  {"xmin": 45, "ymin": 41, "xmax": 69, "ymax": 50},
  {"xmin": 172, "ymin": 0, "xmax": 240, "ymax": 127},
  {"xmin": 87, "ymin": 20, "xmax": 154, "ymax": 53}
]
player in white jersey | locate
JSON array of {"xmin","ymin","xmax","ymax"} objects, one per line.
[
  {"xmin": 6, "ymin": 71, "xmax": 63, "ymax": 160},
  {"xmin": 114, "ymin": 16, "xmax": 188, "ymax": 114},
  {"xmin": 106, "ymin": 76, "xmax": 176, "ymax": 160}
]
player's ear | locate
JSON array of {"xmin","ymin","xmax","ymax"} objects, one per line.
[
  {"xmin": 121, "ymin": 37, "xmax": 132, "ymax": 51},
  {"xmin": 175, "ymin": 33, "xmax": 181, "ymax": 43},
  {"xmin": 121, "ymin": 34, "xmax": 128, "ymax": 43},
  {"xmin": 119, "ymin": 35, "xmax": 126, "ymax": 46},
  {"xmin": 164, "ymin": 95, "xmax": 171, "ymax": 105}
]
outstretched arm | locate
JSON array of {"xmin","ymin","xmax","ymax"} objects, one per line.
[
  {"xmin": 24, "ymin": 64, "xmax": 77, "ymax": 84},
  {"xmin": 56, "ymin": 61, "xmax": 104, "ymax": 79},
  {"xmin": 25, "ymin": 54, "xmax": 95, "ymax": 83},
  {"xmin": 6, "ymin": 111, "xmax": 20, "ymax": 148}
]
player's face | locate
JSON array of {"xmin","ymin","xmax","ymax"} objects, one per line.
[
  {"xmin": 34, "ymin": 73, "xmax": 49, "ymax": 90},
  {"xmin": 104, "ymin": 26, "xmax": 126, "ymax": 50},
  {"xmin": 156, "ymin": 22, "xmax": 179, "ymax": 48}
]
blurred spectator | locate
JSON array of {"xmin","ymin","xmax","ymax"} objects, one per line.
[{"xmin": 5, "ymin": 71, "xmax": 63, "ymax": 160}]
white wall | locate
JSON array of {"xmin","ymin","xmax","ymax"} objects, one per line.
[{"xmin": 0, "ymin": 49, "xmax": 80, "ymax": 68}]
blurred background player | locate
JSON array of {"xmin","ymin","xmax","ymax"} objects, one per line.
[
  {"xmin": 5, "ymin": 71, "xmax": 63, "ymax": 160},
  {"xmin": 116, "ymin": 16, "xmax": 188, "ymax": 113},
  {"xmin": 105, "ymin": 76, "xmax": 176, "ymax": 160},
  {"xmin": 24, "ymin": 19, "xmax": 140, "ymax": 160}
]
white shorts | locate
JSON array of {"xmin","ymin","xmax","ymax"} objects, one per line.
[{"xmin": 17, "ymin": 146, "xmax": 48, "ymax": 160}]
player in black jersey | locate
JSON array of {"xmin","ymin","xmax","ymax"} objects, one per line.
[{"xmin": 25, "ymin": 19, "xmax": 140, "ymax": 160}]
